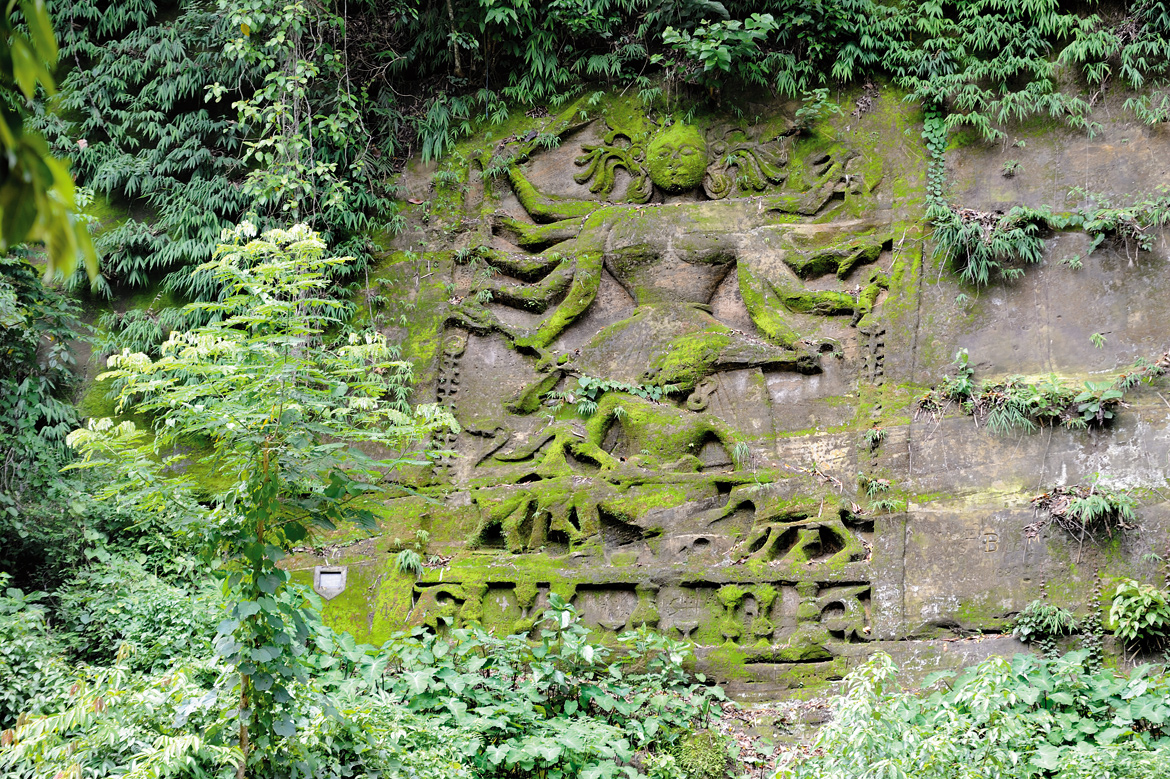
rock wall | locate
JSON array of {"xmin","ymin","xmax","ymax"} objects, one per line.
[{"xmin": 288, "ymin": 88, "xmax": 1170, "ymax": 699}]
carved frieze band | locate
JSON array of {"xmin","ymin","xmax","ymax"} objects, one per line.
[{"xmin": 409, "ymin": 578, "xmax": 872, "ymax": 649}]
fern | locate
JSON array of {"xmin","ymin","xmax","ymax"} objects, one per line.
[
  {"xmin": 931, "ymin": 204, "xmax": 1050, "ymax": 287},
  {"xmin": 36, "ymin": 0, "xmax": 253, "ymax": 298}
]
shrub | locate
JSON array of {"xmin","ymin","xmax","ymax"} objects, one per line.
[
  {"xmin": 0, "ymin": 577, "xmax": 70, "ymax": 728},
  {"xmin": 1110, "ymin": 579, "xmax": 1170, "ymax": 654},
  {"xmin": 676, "ymin": 729, "xmax": 730, "ymax": 779},
  {"xmin": 780, "ymin": 651, "xmax": 1170, "ymax": 779},
  {"xmin": 3, "ymin": 592, "xmax": 724, "ymax": 779},
  {"xmin": 379, "ymin": 593, "xmax": 724, "ymax": 778},
  {"xmin": 53, "ymin": 557, "xmax": 221, "ymax": 673}
]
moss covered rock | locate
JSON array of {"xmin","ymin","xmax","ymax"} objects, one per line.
[{"xmin": 647, "ymin": 123, "xmax": 708, "ymax": 193}]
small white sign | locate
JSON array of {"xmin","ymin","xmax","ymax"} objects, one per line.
[{"xmin": 313, "ymin": 566, "xmax": 347, "ymax": 600}]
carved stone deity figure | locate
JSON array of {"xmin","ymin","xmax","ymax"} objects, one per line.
[{"xmin": 450, "ymin": 116, "xmax": 894, "ymax": 403}]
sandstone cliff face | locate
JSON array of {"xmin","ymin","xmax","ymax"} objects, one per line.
[{"xmin": 288, "ymin": 88, "xmax": 1170, "ymax": 699}]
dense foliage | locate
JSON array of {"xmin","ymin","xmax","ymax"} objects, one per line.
[
  {"xmin": 0, "ymin": 257, "xmax": 93, "ymax": 591},
  {"xmin": 782, "ymin": 650, "xmax": 1170, "ymax": 779},
  {"xmin": 38, "ymin": 0, "xmax": 253, "ymax": 297},
  {"xmin": 1, "ymin": 578, "xmax": 722, "ymax": 779},
  {"xmin": 10, "ymin": 3, "xmax": 1170, "ymax": 778},
  {"xmin": 36, "ymin": 0, "xmax": 402, "ymax": 312},
  {"xmin": 0, "ymin": 257, "xmax": 81, "ymax": 498}
]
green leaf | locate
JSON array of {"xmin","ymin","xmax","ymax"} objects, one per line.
[
  {"xmin": 272, "ymin": 716, "xmax": 296, "ymax": 738},
  {"xmin": 1032, "ymin": 743, "xmax": 1061, "ymax": 771},
  {"xmin": 237, "ymin": 601, "xmax": 262, "ymax": 619},
  {"xmin": 257, "ymin": 571, "xmax": 281, "ymax": 595}
]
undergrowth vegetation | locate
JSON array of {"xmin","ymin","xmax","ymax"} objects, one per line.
[
  {"xmin": 0, "ymin": 258, "xmax": 82, "ymax": 508},
  {"xmin": 781, "ymin": 650, "xmax": 1170, "ymax": 779},
  {"xmin": 0, "ymin": 579, "xmax": 726, "ymax": 779}
]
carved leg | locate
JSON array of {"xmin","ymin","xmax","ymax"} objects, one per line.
[
  {"xmin": 445, "ymin": 303, "xmax": 521, "ymax": 342},
  {"xmin": 484, "ymin": 260, "xmax": 574, "ymax": 313},
  {"xmin": 473, "ymin": 247, "xmax": 570, "ymax": 282},
  {"xmin": 507, "ymin": 167, "xmax": 598, "ymax": 222},
  {"xmin": 496, "ymin": 216, "xmax": 583, "ymax": 249},
  {"xmin": 779, "ymin": 284, "xmax": 857, "ymax": 317},
  {"xmin": 834, "ymin": 239, "xmax": 885, "ymax": 279},
  {"xmin": 738, "ymin": 262, "xmax": 803, "ymax": 348}
]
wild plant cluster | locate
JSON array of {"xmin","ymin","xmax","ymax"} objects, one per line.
[
  {"xmin": 1059, "ymin": 188, "xmax": 1170, "ymax": 263},
  {"xmin": 545, "ymin": 374, "xmax": 681, "ymax": 417},
  {"xmin": 1029, "ymin": 481, "xmax": 1140, "ymax": 542},
  {"xmin": 930, "ymin": 205, "xmax": 1050, "ymax": 287},
  {"xmin": 931, "ymin": 187, "xmax": 1170, "ymax": 288},
  {"xmin": 1012, "ymin": 598, "xmax": 1078, "ymax": 658},
  {"xmin": 916, "ymin": 349, "xmax": 1170, "ymax": 435}
]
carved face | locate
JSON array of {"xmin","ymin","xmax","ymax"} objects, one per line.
[{"xmin": 646, "ymin": 124, "xmax": 708, "ymax": 193}]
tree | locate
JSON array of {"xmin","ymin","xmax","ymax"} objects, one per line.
[
  {"xmin": 66, "ymin": 222, "xmax": 457, "ymax": 777},
  {"xmin": 0, "ymin": 0, "xmax": 95, "ymax": 281}
]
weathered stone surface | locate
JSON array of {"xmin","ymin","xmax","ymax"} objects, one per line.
[{"xmin": 284, "ymin": 89, "xmax": 1170, "ymax": 698}]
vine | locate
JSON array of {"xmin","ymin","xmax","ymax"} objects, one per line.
[
  {"xmin": 1080, "ymin": 571, "xmax": 1104, "ymax": 673},
  {"xmin": 214, "ymin": 0, "xmax": 400, "ymax": 249}
]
